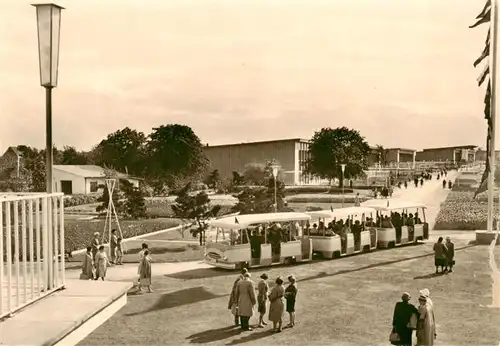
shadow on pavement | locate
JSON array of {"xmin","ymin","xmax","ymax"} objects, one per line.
[
  {"xmin": 413, "ymin": 272, "xmax": 445, "ymax": 280},
  {"xmin": 299, "ymin": 244, "xmax": 475, "ymax": 283},
  {"xmin": 125, "ymin": 286, "xmax": 225, "ymax": 317},
  {"xmin": 187, "ymin": 326, "xmax": 242, "ymax": 344},
  {"xmin": 165, "ymin": 267, "xmax": 237, "ymax": 280},
  {"xmin": 225, "ymin": 329, "xmax": 275, "ymax": 345}
]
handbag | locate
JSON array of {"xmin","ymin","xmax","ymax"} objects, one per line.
[
  {"xmin": 407, "ymin": 313, "xmax": 418, "ymax": 330},
  {"xmin": 389, "ymin": 331, "xmax": 400, "ymax": 345}
]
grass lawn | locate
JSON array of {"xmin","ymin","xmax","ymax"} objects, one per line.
[{"xmin": 79, "ymin": 239, "xmax": 500, "ymax": 346}]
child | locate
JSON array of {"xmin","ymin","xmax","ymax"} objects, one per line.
[
  {"xmin": 95, "ymin": 245, "xmax": 109, "ymax": 281},
  {"xmin": 139, "ymin": 250, "xmax": 153, "ymax": 293},
  {"xmin": 136, "ymin": 243, "xmax": 148, "ymax": 285},
  {"xmin": 81, "ymin": 246, "xmax": 94, "ymax": 280},
  {"xmin": 116, "ymin": 237, "xmax": 123, "ymax": 265}
]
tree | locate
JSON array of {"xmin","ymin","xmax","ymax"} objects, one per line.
[
  {"xmin": 204, "ymin": 169, "xmax": 221, "ymax": 190},
  {"xmin": 146, "ymin": 124, "xmax": 209, "ymax": 185},
  {"xmin": 243, "ymin": 163, "xmax": 267, "ymax": 185},
  {"xmin": 18, "ymin": 146, "xmax": 46, "ymax": 192},
  {"xmin": 304, "ymin": 127, "xmax": 371, "ymax": 187},
  {"xmin": 232, "ymin": 177, "xmax": 286, "ymax": 214},
  {"xmin": 121, "ymin": 179, "xmax": 147, "ymax": 219},
  {"xmin": 93, "ymin": 127, "xmax": 146, "ymax": 175},
  {"xmin": 231, "ymin": 171, "xmax": 245, "ymax": 186},
  {"xmin": 61, "ymin": 146, "xmax": 88, "ymax": 165},
  {"xmin": 375, "ymin": 144, "xmax": 389, "ymax": 166},
  {"xmin": 171, "ymin": 182, "xmax": 221, "ymax": 245}
]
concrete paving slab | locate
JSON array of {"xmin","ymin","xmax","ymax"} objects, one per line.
[{"xmin": 0, "ymin": 279, "xmax": 131, "ymax": 346}]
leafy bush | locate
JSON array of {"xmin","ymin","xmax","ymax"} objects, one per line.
[
  {"xmin": 434, "ymin": 190, "xmax": 498, "ymax": 230},
  {"xmin": 64, "ymin": 218, "xmax": 181, "ymax": 252},
  {"xmin": 64, "ymin": 194, "xmax": 100, "ymax": 207},
  {"xmin": 145, "ymin": 198, "xmax": 233, "ymax": 218}
]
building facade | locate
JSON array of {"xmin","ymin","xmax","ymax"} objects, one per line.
[
  {"xmin": 53, "ymin": 165, "xmax": 140, "ymax": 195},
  {"xmin": 203, "ymin": 138, "xmax": 405, "ymax": 185},
  {"xmin": 415, "ymin": 145, "xmax": 478, "ymax": 164}
]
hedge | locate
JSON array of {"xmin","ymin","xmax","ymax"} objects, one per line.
[
  {"xmin": 434, "ymin": 190, "xmax": 498, "ymax": 230},
  {"xmin": 64, "ymin": 218, "xmax": 182, "ymax": 253},
  {"xmin": 64, "ymin": 194, "xmax": 100, "ymax": 207}
]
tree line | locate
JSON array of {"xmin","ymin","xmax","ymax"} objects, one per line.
[{"xmin": 3, "ymin": 124, "xmax": 376, "ymax": 193}]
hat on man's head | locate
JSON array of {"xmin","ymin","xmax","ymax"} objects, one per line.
[
  {"xmin": 241, "ymin": 268, "xmax": 248, "ymax": 274},
  {"xmin": 94, "ymin": 232, "xmax": 100, "ymax": 236},
  {"xmin": 260, "ymin": 273, "xmax": 268, "ymax": 280},
  {"xmin": 401, "ymin": 292, "xmax": 411, "ymax": 301}
]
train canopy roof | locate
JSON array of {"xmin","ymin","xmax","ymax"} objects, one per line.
[
  {"xmin": 209, "ymin": 212, "xmax": 311, "ymax": 230},
  {"xmin": 360, "ymin": 199, "xmax": 427, "ymax": 211},
  {"xmin": 307, "ymin": 206, "xmax": 377, "ymax": 220}
]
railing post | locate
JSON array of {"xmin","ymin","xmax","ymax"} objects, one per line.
[
  {"xmin": 22, "ymin": 200, "xmax": 27, "ymax": 304},
  {"xmin": 29, "ymin": 199, "xmax": 35, "ymax": 301},
  {"xmin": 0, "ymin": 200, "xmax": 4, "ymax": 316},
  {"xmin": 13, "ymin": 201, "xmax": 20, "ymax": 308},
  {"xmin": 6, "ymin": 201, "xmax": 12, "ymax": 312},
  {"xmin": 59, "ymin": 195, "xmax": 65, "ymax": 287},
  {"xmin": 52, "ymin": 197, "xmax": 59, "ymax": 288},
  {"xmin": 42, "ymin": 197, "xmax": 49, "ymax": 291},
  {"xmin": 36, "ymin": 198, "xmax": 42, "ymax": 298},
  {"xmin": 48, "ymin": 197, "xmax": 53, "ymax": 289}
]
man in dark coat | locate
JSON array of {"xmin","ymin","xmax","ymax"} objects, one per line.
[{"xmin": 392, "ymin": 292, "xmax": 418, "ymax": 346}]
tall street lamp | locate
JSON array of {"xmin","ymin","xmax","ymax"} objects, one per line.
[
  {"xmin": 271, "ymin": 165, "xmax": 280, "ymax": 212},
  {"xmin": 340, "ymin": 164, "xmax": 346, "ymax": 208},
  {"xmin": 32, "ymin": 3, "xmax": 64, "ymax": 193}
]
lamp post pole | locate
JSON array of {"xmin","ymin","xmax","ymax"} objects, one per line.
[
  {"xmin": 340, "ymin": 164, "xmax": 346, "ymax": 208},
  {"xmin": 271, "ymin": 165, "xmax": 280, "ymax": 213},
  {"xmin": 32, "ymin": 3, "xmax": 64, "ymax": 194},
  {"xmin": 46, "ymin": 86, "xmax": 53, "ymax": 193}
]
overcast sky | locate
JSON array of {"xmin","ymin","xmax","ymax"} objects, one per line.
[{"xmin": 0, "ymin": 0, "xmax": 490, "ymax": 152}]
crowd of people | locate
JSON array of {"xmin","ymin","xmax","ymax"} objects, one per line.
[
  {"xmin": 80, "ymin": 231, "xmax": 153, "ymax": 292},
  {"xmin": 228, "ymin": 268, "xmax": 298, "ymax": 333}
]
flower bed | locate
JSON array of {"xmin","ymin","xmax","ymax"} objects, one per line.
[
  {"xmin": 434, "ymin": 191, "xmax": 498, "ymax": 230},
  {"xmin": 64, "ymin": 218, "xmax": 182, "ymax": 253}
]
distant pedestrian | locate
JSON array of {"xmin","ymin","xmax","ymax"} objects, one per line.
[
  {"xmin": 392, "ymin": 292, "xmax": 418, "ymax": 346},
  {"xmin": 442, "ymin": 180, "xmax": 446, "ymax": 189},
  {"xmin": 414, "ymin": 178, "xmax": 418, "ymax": 187},
  {"xmin": 445, "ymin": 237, "xmax": 455, "ymax": 273},
  {"xmin": 285, "ymin": 275, "xmax": 298, "ymax": 328},
  {"xmin": 95, "ymin": 245, "xmax": 109, "ymax": 281},
  {"xmin": 136, "ymin": 243, "xmax": 149, "ymax": 285},
  {"xmin": 433, "ymin": 237, "xmax": 447, "ymax": 274},
  {"xmin": 268, "ymin": 276, "xmax": 285, "ymax": 333},
  {"xmin": 420, "ymin": 178, "xmax": 424, "ymax": 187},
  {"xmin": 91, "ymin": 232, "xmax": 100, "ymax": 260},
  {"xmin": 116, "ymin": 237, "xmax": 123, "ymax": 265},
  {"xmin": 404, "ymin": 181, "xmax": 408, "ymax": 189},
  {"xmin": 81, "ymin": 246, "xmax": 94, "ymax": 280},
  {"xmin": 257, "ymin": 273, "xmax": 269, "ymax": 328},
  {"xmin": 448, "ymin": 180, "xmax": 452, "ymax": 189},
  {"xmin": 110, "ymin": 229, "xmax": 118, "ymax": 264},
  {"xmin": 236, "ymin": 272, "xmax": 256, "ymax": 331},
  {"xmin": 354, "ymin": 193, "xmax": 360, "ymax": 207},
  {"xmin": 139, "ymin": 250, "xmax": 153, "ymax": 293}
]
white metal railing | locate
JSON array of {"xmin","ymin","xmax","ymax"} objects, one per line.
[{"xmin": 0, "ymin": 192, "xmax": 65, "ymax": 319}]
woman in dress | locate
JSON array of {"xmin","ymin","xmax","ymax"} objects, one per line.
[
  {"xmin": 139, "ymin": 250, "xmax": 153, "ymax": 293},
  {"xmin": 285, "ymin": 275, "xmax": 298, "ymax": 328},
  {"xmin": 257, "ymin": 273, "xmax": 269, "ymax": 328},
  {"xmin": 136, "ymin": 243, "xmax": 149, "ymax": 286},
  {"xmin": 268, "ymin": 276, "xmax": 285, "ymax": 333},
  {"xmin": 95, "ymin": 245, "xmax": 109, "ymax": 281},
  {"xmin": 81, "ymin": 246, "xmax": 94, "ymax": 280},
  {"xmin": 416, "ymin": 295, "xmax": 436, "ymax": 346},
  {"xmin": 433, "ymin": 237, "xmax": 447, "ymax": 274}
]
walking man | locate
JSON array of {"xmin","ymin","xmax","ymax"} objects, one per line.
[{"xmin": 445, "ymin": 236, "xmax": 455, "ymax": 273}]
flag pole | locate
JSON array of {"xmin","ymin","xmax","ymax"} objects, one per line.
[{"xmin": 489, "ymin": 0, "xmax": 498, "ymax": 233}]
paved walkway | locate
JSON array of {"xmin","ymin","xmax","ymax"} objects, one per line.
[{"xmin": 63, "ymin": 171, "xmax": 460, "ymax": 283}]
